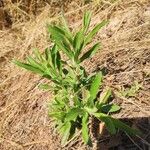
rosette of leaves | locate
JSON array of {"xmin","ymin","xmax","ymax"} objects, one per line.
[{"xmin": 13, "ymin": 11, "xmax": 140, "ymax": 146}]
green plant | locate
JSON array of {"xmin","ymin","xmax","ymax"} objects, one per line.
[
  {"xmin": 118, "ymin": 81, "xmax": 142, "ymax": 98},
  {"xmin": 13, "ymin": 12, "xmax": 140, "ymax": 146}
]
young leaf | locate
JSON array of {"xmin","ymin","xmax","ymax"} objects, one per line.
[
  {"xmin": 51, "ymin": 45, "xmax": 59, "ymax": 69},
  {"xmin": 80, "ymin": 43, "xmax": 100, "ymax": 62},
  {"xmin": 83, "ymin": 11, "xmax": 92, "ymax": 33},
  {"xmin": 54, "ymin": 40, "xmax": 73, "ymax": 60},
  {"xmin": 13, "ymin": 60, "xmax": 44, "ymax": 75},
  {"xmin": 85, "ymin": 20, "xmax": 108, "ymax": 44},
  {"xmin": 61, "ymin": 14, "xmax": 73, "ymax": 39},
  {"xmin": 26, "ymin": 56, "xmax": 45, "ymax": 71},
  {"xmin": 48, "ymin": 24, "xmax": 72, "ymax": 44},
  {"xmin": 73, "ymin": 29, "xmax": 84, "ymax": 52},
  {"xmin": 45, "ymin": 47, "xmax": 53, "ymax": 67},
  {"xmin": 82, "ymin": 112, "xmax": 91, "ymax": 145},
  {"xmin": 99, "ymin": 87, "xmax": 112, "ymax": 104},
  {"xmin": 48, "ymin": 25, "xmax": 65, "ymax": 41},
  {"xmin": 89, "ymin": 72, "xmax": 103, "ymax": 105},
  {"xmin": 60, "ymin": 122, "xmax": 71, "ymax": 146}
]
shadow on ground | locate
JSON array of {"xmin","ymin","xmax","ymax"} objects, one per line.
[{"xmin": 92, "ymin": 117, "xmax": 150, "ymax": 150}]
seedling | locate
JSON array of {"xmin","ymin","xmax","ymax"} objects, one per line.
[
  {"xmin": 13, "ymin": 11, "xmax": 140, "ymax": 146},
  {"xmin": 119, "ymin": 81, "xmax": 142, "ymax": 98}
]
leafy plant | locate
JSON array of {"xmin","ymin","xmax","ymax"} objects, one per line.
[
  {"xmin": 118, "ymin": 81, "xmax": 142, "ymax": 98},
  {"xmin": 13, "ymin": 11, "xmax": 140, "ymax": 146}
]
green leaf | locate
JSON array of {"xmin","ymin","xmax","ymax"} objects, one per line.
[
  {"xmin": 13, "ymin": 60, "xmax": 44, "ymax": 75},
  {"xmin": 49, "ymin": 111, "xmax": 65, "ymax": 121},
  {"xmin": 61, "ymin": 14, "xmax": 73, "ymax": 39},
  {"xmin": 82, "ymin": 112, "xmax": 91, "ymax": 145},
  {"xmin": 83, "ymin": 11, "xmax": 92, "ymax": 33},
  {"xmin": 26, "ymin": 56, "xmax": 45, "ymax": 71},
  {"xmin": 85, "ymin": 20, "xmax": 108, "ymax": 44},
  {"xmin": 73, "ymin": 95, "xmax": 81, "ymax": 106},
  {"xmin": 88, "ymin": 72, "xmax": 103, "ymax": 106},
  {"xmin": 84, "ymin": 106, "xmax": 98, "ymax": 114},
  {"xmin": 101, "ymin": 104, "xmax": 121, "ymax": 113},
  {"xmin": 51, "ymin": 44, "xmax": 61, "ymax": 71},
  {"xmin": 48, "ymin": 25, "xmax": 65, "ymax": 41},
  {"xmin": 80, "ymin": 43, "xmax": 100, "ymax": 62},
  {"xmin": 73, "ymin": 29, "xmax": 84, "ymax": 52},
  {"xmin": 60, "ymin": 122, "xmax": 71, "ymax": 146},
  {"xmin": 48, "ymin": 24, "xmax": 73, "ymax": 44},
  {"xmin": 45, "ymin": 48, "xmax": 52, "ymax": 64},
  {"xmin": 54, "ymin": 40, "xmax": 73, "ymax": 60},
  {"xmin": 65, "ymin": 108, "xmax": 81, "ymax": 122},
  {"xmin": 94, "ymin": 113, "xmax": 116, "ymax": 134},
  {"xmin": 99, "ymin": 87, "xmax": 112, "ymax": 104}
]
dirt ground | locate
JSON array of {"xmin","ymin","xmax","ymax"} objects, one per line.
[{"xmin": 0, "ymin": 0, "xmax": 150, "ymax": 150}]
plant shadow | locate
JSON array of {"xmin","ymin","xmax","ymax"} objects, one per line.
[{"xmin": 91, "ymin": 116, "xmax": 150, "ymax": 150}]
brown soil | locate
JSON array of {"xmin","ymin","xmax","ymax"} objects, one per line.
[{"xmin": 0, "ymin": 0, "xmax": 150, "ymax": 150}]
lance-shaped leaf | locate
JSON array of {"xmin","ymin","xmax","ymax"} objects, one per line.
[
  {"xmin": 83, "ymin": 11, "xmax": 92, "ymax": 33},
  {"xmin": 54, "ymin": 40, "xmax": 74, "ymax": 60},
  {"xmin": 48, "ymin": 24, "xmax": 73, "ymax": 60},
  {"xmin": 61, "ymin": 14, "xmax": 72, "ymax": 37},
  {"xmin": 73, "ymin": 29, "xmax": 84, "ymax": 52},
  {"xmin": 48, "ymin": 24, "xmax": 72, "ymax": 44},
  {"xmin": 45, "ymin": 48, "xmax": 52, "ymax": 65},
  {"xmin": 85, "ymin": 20, "xmax": 108, "ymax": 44},
  {"xmin": 82, "ymin": 112, "xmax": 91, "ymax": 145},
  {"xmin": 13, "ymin": 60, "xmax": 44, "ymax": 75},
  {"xmin": 61, "ymin": 15, "xmax": 73, "ymax": 43},
  {"xmin": 60, "ymin": 122, "xmax": 71, "ymax": 146},
  {"xmin": 87, "ymin": 72, "xmax": 103, "ymax": 106},
  {"xmin": 48, "ymin": 25, "xmax": 65, "ymax": 41},
  {"xmin": 80, "ymin": 43, "xmax": 100, "ymax": 62},
  {"xmin": 26, "ymin": 56, "xmax": 45, "ymax": 71},
  {"xmin": 51, "ymin": 45, "xmax": 59, "ymax": 69}
]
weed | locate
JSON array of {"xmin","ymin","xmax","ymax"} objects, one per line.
[
  {"xmin": 118, "ymin": 81, "xmax": 142, "ymax": 98},
  {"xmin": 13, "ymin": 12, "xmax": 140, "ymax": 146}
]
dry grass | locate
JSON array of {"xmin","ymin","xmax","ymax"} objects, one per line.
[{"xmin": 0, "ymin": 0, "xmax": 150, "ymax": 149}]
